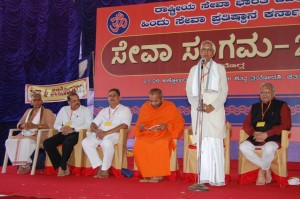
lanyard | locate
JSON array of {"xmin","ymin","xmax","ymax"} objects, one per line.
[
  {"xmin": 201, "ymin": 67, "xmax": 210, "ymax": 81},
  {"xmin": 70, "ymin": 110, "xmax": 74, "ymax": 121},
  {"xmin": 109, "ymin": 105, "xmax": 120, "ymax": 120},
  {"xmin": 261, "ymin": 101, "xmax": 271, "ymax": 120},
  {"xmin": 201, "ymin": 66, "xmax": 210, "ymax": 95}
]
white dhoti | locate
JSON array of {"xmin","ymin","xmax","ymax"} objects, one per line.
[
  {"xmin": 199, "ymin": 137, "xmax": 225, "ymax": 186},
  {"xmin": 239, "ymin": 141, "xmax": 278, "ymax": 170},
  {"xmin": 5, "ymin": 138, "xmax": 36, "ymax": 166},
  {"xmin": 82, "ymin": 132, "xmax": 119, "ymax": 170}
]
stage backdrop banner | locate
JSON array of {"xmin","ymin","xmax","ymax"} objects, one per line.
[
  {"xmin": 94, "ymin": 0, "xmax": 300, "ymax": 142},
  {"xmin": 25, "ymin": 77, "xmax": 89, "ymax": 103}
]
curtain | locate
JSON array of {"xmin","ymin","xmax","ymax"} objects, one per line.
[{"xmin": 0, "ymin": 0, "xmax": 172, "ymax": 165}]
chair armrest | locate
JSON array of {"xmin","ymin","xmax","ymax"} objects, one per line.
[
  {"xmin": 78, "ymin": 129, "xmax": 88, "ymax": 141},
  {"xmin": 226, "ymin": 121, "xmax": 232, "ymax": 131},
  {"xmin": 239, "ymin": 130, "xmax": 249, "ymax": 143},
  {"xmin": 36, "ymin": 129, "xmax": 51, "ymax": 142},
  {"xmin": 7, "ymin": 128, "xmax": 21, "ymax": 138},
  {"xmin": 47, "ymin": 129, "xmax": 58, "ymax": 138},
  {"xmin": 118, "ymin": 128, "xmax": 129, "ymax": 147},
  {"xmin": 184, "ymin": 128, "xmax": 190, "ymax": 147},
  {"xmin": 224, "ymin": 123, "xmax": 231, "ymax": 148},
  {"xmin": 281, "ymin": 130, "xmax": 290, "ymax": 148}
]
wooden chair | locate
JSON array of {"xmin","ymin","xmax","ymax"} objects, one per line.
[
  {"xmin": 133, "ymin": 139, "xmax": 179, "ymax": 180},
  {"xmin": 2, "ymin": 128, "xmax": 51, "ymax": 175},
  {"xmin": 44, "ymin": 129, "xmax": 87, "ymax": 175},
  {"xmin": 237, "ymin": 130, "xmax": 290, "ymax": 187},
  {"xmin": 182, "ymin": 122, "xmax": 232, "ymax": 183},
  {"xmin": 80, "ymin": 128, "xmax": 129, "ymax": 177}
]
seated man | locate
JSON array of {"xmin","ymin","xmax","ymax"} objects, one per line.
[
  {"xmin": 239, "ymin": 83, "xmax": 291, "ymax": 185},
  {"xmin": 133, "ymin": 88, "xmax": 185, "ymax": 182},
  {"xmin": 43, "ymin": 92, "xmax": 92, "ymax": 177},
  {"xmin": 5, "ymin": 92, "xmax": 55, "ymax": 174},
  {"xmin": 82, "ymin": 88, "xmax": 132, "ymax": 178}
]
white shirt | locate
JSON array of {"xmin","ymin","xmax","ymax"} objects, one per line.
[
  {"xmin": 54, "ymin": 105, "xmax": 93, "ymax": 132},
  {"xmin": 92, "ymin": 104, "xmax": 132, "ymax": 132}
]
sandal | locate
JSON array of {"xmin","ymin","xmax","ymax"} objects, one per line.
[
  {"xmin": 140, "ymin": 178, "xmax": 150, "ymax": 182},
  {"xmin": 148, "ymin": 177, "xmax": 163, "ymax": 183},
  {"xmin": 188, "ymin": 183, "xmax": 209, "ymax": 191}
]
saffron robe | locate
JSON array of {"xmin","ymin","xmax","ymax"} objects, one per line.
[{"xmin": 133, "ymin": 100, "xmax": 185, "ymax": 178}]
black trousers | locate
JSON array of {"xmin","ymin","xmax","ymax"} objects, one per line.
[{"xmin": 43, "ymin": 132, "xmax": 79, "ymax": 170}]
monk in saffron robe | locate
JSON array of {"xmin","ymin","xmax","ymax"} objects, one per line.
[{"xmin": 133, "ymin": 88, "xmax": 185, "ymax": 182}]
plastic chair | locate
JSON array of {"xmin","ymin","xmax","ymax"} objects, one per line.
[
  {"xmin": 2, "ymin": 128, "xmax": 51, "ymax": 175},
  {"xmin": 44, "ymin": 129, "xmax": 87, "ymax": 175},
  {"xmin": 237, "ymin": 129, "xmax": 290, "ymax": 187}
]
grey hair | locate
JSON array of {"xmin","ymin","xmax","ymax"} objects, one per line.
[
  {"xmin": 67, "ymin": 92, "xmax": 79, "ymax": 101},
  {"xmin": 30, "ymin": 92, "xmax": 42, "ymax": 101},
  {"xmin": 260, "ymin": 82, "xmax": 275, "ymax": 92},
  {"xmin": 200, "ymin": 40, "xmax": 216, "ymax": 56}
]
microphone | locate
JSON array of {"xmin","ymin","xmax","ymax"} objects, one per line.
[{"xmin": 200, "ymin": 58, "xmax": 206, "ymax": 69}]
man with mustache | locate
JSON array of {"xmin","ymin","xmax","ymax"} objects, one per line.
[
  {"xmin": 82, "ymin": 88, "xmax": 132, "ymax": 178},
  {"xmin": 43, "ymin": 92, "xmax": 93, "ymax": 176}
]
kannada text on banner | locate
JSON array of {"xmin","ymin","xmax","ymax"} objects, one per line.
[
  {"xmin": 94, "ymin": 0, "xmax": 300, "ymax": 138},
  {"xmin": 25, "ymin": 78, "xmax": 89, "ymax": 103}
]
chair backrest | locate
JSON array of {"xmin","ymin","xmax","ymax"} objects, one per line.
[
  {"xmin": 239, "ymin": 130, "xmax": 249, "ymax": 144},
  {"xmin": 280, "ymin": 130, "xmax": 290, "ymax": 149},
  {"xmin": 186, "ymin": 121, "xmax": 231, "ymax": 146}
]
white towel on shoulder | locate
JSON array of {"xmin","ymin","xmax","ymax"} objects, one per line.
[{"xmin": 192, "ymin": 59, "xmax": 219, "ymax": 97}]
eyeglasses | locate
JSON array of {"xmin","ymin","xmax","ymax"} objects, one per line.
[
  {"xmin": 200, "ymin": 47, "xmax": 213, "ymax": 52},
  {"xmin": 260, "ymin": 90, "xmax": 272, "ymax": 95}
]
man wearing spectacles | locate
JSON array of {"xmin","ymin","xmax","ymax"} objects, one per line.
[
  {"xmin": 186, "ymin": 40, "xmax": 228, "ymax": 186},
  {"xmin": 43, "ymin": 92, "xmax": 93, "ymax": 177},
  {"xmin": 240, "ymin": 82, "xmax": 291, "ymax": 185}
]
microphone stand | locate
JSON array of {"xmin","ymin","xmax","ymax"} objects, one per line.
[{"xmin": 188, "ymin": 58, "xmax": 209, "ymax": 192}]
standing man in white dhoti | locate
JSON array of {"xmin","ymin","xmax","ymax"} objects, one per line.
[
  {"xmin": 186, "ymin": 40, "xmax": 228, "ymax": 186},
  {"xmin": 5, "ymin": 93, "xmax": 55, "ymax": 174},
  {"xmin": 82, "ymin": 88, "xmax": 132, "ymax": 178}
]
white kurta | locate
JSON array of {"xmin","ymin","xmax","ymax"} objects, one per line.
[
  {"xmin": 54, "ymin": 105, "xmax": 93, "ymax": 132},
  {"xmin": 82, "ymin": 104, "xmax": 132, "ymax": 170},
  {"xmin": 5, "ymin": 108, "xmax": 41, "ymax": 166},
  {"xmin": 186, "ymin": 60, "xmax": 228, "ymax": 185}
]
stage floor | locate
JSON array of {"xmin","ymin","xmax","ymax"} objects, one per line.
[{"xmin": 0, "ymin": 160, "xmax": 300, "ymax": 199}]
